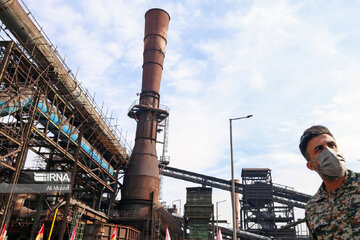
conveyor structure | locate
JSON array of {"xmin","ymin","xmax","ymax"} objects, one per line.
[
  {"xmin": 160, "ymin": 166, "xmax": 311, "ymax": 209},
  {"xmin": 0, "ymin": 0, "xmax": 131, "ymax": 239}
]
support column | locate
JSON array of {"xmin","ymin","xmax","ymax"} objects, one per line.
[
  {"xmin": 0, "ymin": 41, "xmax": 14, "ymax": 84},
  {"xmin": 91, "ymin": 220, "xmax": 97, "ymax": 240},
  {"xmin": 58, "ymin": 127, "xmax": 83, "ymax": 240},
  {"xmin": 107, "ymin": 170, "xmax": 120, "ymax": 216},
  {"xmin": 96, "ymin": 187, "xmax": 104, "ymax": 211},
  {"xmin": 0, "ymin": 94, "xmax": 39, "ymax": 232},
  {"xmin": 29, "ymin": 150, "xmax": 54, "ymax": 239},
  {"xmin": 92, "ymin": 195, "xmax": 97, "ymax": 210}
]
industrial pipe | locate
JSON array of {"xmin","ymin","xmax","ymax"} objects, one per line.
[
  {"xmin": 237, "ymin": 229, "xmax": 273, "ymax": 240},
  {"xmin": 0, "ymin": 91, "xmax": 114, "ymax": 176}
]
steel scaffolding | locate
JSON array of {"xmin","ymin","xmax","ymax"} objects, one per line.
[{"xmin": 0, "ymin": 1, "xmax": 130, "ymax": 237}]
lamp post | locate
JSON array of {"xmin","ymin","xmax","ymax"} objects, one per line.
[
  {"xmin": 230, "ymin": 114, "xmax": 253, "ymax": 240},
  {"xmin": 172, "ymin": 199, "xmax": 181, "ymax": 215},
  {"xmin": 216, "ymin": 200, "xmax": 226, "ymax": 237}
]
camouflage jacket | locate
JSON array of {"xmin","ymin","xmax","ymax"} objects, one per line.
[{"xmin": 305, "ymin": 170, "xmax": 360, "ymax": 239}]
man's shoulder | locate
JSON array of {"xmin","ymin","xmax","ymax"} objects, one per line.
[
  {"xmin": 306, "ymin": 184, "xmax": 326, "ymax": 208},
  {"xmin": 306, "ymin": 169, "xmax": 360, "ymax": 211},
  {"xmin": 305, "ymin": 169, "xmax": 360, "ymax": 237},
  {"xmin": 347, "ymin": 169, "xmax": 360, "ymax": 185},
  {"xmin": 306, "ymin": 192, "xmax": 324, "ymax": 213},
  {"xmin": 305, "ymin": 187, "xmax": 329, "ymax": 234}
]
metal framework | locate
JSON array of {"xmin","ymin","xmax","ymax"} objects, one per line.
[
  {"xmin": 160, "ymin": 166, "xmax": 311, "ymax": 209},
  {"xmin": 240, "ymin": 168, "xmax": 296, "ymax": 239},
  {"xmin": 0, "ymin": 1, "xmax": 130, "ymax": 238},
  {"xmin": 158, "ymin": 112, "xmax": 170, "ymax": 202},
  {"xmin": 184, "ymin": 187, "xmax": 214, "ymax": 239}
]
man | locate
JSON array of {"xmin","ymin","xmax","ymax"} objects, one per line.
[{"xmin": 299, "ymin": 125, "xmax": 360, "ymax": 239}]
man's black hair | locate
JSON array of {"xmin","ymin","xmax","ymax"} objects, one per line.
[{"xmin": 299, "ymin": 125, "xmax": 334, "ymax": 161}]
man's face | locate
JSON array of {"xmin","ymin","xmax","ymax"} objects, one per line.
[{"xmin": 306, "ymin": 133, "xmax": 338, "ymax": 170}]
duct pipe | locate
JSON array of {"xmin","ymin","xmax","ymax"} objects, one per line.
[
  {"xmin": 154, "ymin": 202, "xmax": 182, "ymax": 238},
  {"xmin": 120, "ymin": 7, "xmax": 169, "ymax": 224},
  {"xmin": 237, "ymin": 229, "xmax": 273, "ymax": 240},
  {"xmin": 12, "ymin": 194, "xmax": 37, "ymax": 218},
  {"xmin": 0, "ymin": 92, "xmax": 115, "ymax": 176}
]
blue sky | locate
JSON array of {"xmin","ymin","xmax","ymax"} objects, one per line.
[{"xmin": 23, "ymin": 0, "xmax": 360, "ymax": 229}]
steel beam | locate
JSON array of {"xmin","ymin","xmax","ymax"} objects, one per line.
[
  {"xmin": 0, "ymin": 41, "xmax": 14, "ymax": 84},
  {"xmin": 29, "ymin": 150, "xmax": 54, "ymax": 240},
  {"xmin": 58, "ymin": 126, "xmax": 83, "ymax": 240}
]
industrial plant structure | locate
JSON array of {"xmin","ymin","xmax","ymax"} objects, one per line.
[{"xmin": 0, "ymin": 1, "xmax": 311, "ymax": 239}]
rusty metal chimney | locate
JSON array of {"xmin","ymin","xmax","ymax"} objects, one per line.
[{"xmin": 120, "ymin": 8, "xmax": 170, "ymax": 229}]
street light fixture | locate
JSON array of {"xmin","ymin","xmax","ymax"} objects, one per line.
[
  {"xmin": 216, "ymin": 200, "xmax": 226, "ymax": 238},
  {"xmin": 229, "ymin": 114, "xmax": 253, "ymax": 240}
]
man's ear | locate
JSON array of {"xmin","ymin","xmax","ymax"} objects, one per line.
[{"xmin": 307, "ymin": 161, "xmax": 315, "ymax": 170}]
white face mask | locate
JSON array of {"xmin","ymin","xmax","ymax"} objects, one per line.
[{"xmin": 314, "ymin": 147, "xmax": 346, "ymax": 180}]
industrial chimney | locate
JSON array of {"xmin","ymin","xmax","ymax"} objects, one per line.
[{"xmin": 120, "ymin": 8, "xmax": 170, "ymax": 237}]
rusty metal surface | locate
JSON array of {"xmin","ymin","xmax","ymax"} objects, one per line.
[
  {"xmin": 0, "ymin": 38, "xmax": 116, "ymax": 237},
  {"xmin": 142, "ymin": 9, "xmax": 170, "ymax": 94},
  {"xmin": 155, "ymin": 202, "xmax": 183, "ymax": 238},
  {"xmin": 0, "ymin": 42, "xmax": 114, "ymax": 191},
  {"xmin": 120, "ymin": 7, "xmax": 170, "ymax": 224}
]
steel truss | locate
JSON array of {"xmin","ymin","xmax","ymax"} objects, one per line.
[
  {"xmin": 240, "ymin": 168, "xmax": 297, "ymax": 238},
  {"xmin": 0, "ymin": 37, "xmax": 124, "ymax": 239}
]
